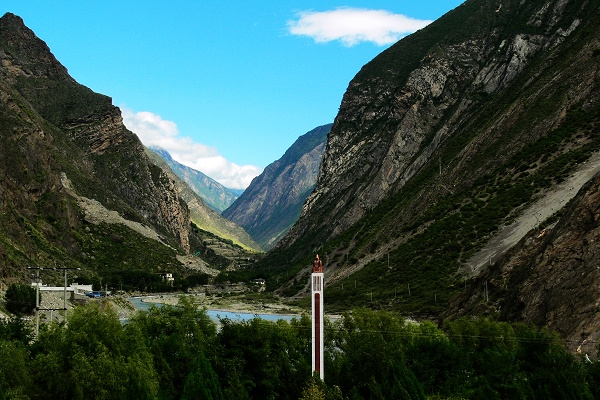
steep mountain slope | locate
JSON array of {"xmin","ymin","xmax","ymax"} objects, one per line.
[
  {"xmin": 223, "ymin": 124, "xmax": 331, "ymax": 250},
  {"xmin": 262, "ymin": 0, "xmax": 600, "ymax": 327},
  {"xmin": 0, "ymin": 13, "xmax": 219, "ymax": 284},
  {"xmin": 145, "ymin": 147, "xmax": 262, "ymax": 252},
  {"xmin": 149, "ymin": 146, "xmax": 238, "ymax": 212},
  {"xmin": 446, "ymin": 170, "xmax": 600, "ymax": 354}
]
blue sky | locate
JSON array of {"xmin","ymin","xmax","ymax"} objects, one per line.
[{"xmin": 3, "ymin": 1, "xmax": 464, "ymax": 189}]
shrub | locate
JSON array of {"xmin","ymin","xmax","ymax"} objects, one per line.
[{"xmin": 4, "ymin": 283, "xmax": 38, "ymax": 316}]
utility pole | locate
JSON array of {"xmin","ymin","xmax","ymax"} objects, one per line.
[
  {"xmin": 485, "ymin": 281, "xmax": 489, "ymax": 302},
  {"xmin": 27, "ymin": 266, "xmax": 80, "ymax": 336},
  {"xmin": 64, "ymin": 269, "xmax": 67, "ymax": 311},
  {"xmin": 27, "ymin": 267, "xmax": 41, "ymax": 336}
]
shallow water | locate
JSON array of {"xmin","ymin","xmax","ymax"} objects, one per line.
[{"xmin": 128, "ymin": 296, "xmax": 297, "ymax": 323}]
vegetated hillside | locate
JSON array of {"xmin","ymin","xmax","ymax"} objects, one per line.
[
  {"xmin": 223, "ymin": 124, "xmax": 331, "ymax": 250},
  {"xmin": 145, "ymin": 147, "xmax": 263, "ymax": 253},
  {"xmin": 445, "ymin": 170, "xmax": 600, "ymax": 354},
  {"xmin": 260, "ymin": 0, "xmax": 600, "ymax": 328},
  {"xmin": 149, "ymin": 145, "xmax": 238, "ymax": 213},
  {"xmin": 0, "ymin": 13, "xmax": 228, "ymax": 286}
]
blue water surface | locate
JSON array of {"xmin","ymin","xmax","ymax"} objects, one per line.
[{"xmin": 128, "ymin": 296, "xmax": 297, "ymax": 323}]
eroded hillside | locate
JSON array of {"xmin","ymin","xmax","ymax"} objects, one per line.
[
  {"xmin": 223, "ymin": 124, "xmax": 331, "ymax": 250},
  {"xmin": 0, "ymin": 13, "xmax": 247, "ymax": 286},
  {"xmin": 262, "ymin": 0, "xmax": 600, "ymax": 335}
]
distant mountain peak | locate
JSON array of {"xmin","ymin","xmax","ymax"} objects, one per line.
[
  {"xmin": 223, "ymin": 123, "xmax": 331, "ymax": 250},
  {"xmin": 147, "ymin": 146, "xmax": 238, "ymax": 213},
  {"xmin": 148, "ymin": 145, "xmax": 173, "ymax": 161}
]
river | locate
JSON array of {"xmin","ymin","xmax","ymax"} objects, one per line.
[{"xmin": 128, "ymin": 296, "xmax": 298, "ymax": 323}]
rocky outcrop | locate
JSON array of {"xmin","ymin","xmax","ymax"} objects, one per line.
[
  {"xmin": 447, "ymin": 172, "xmax": 600, "ymax": 355},
  {"xmin": 0, "ymin": 13, "xmax": 194, "ymax": 280},
  {"xmin": 265, "ymin": 0, "xmax": 600, "ymax": 348},
  {"xmin": 278, "ymin": 0, "xmax": 597, "ymax": 248},
  {"xmin": 224, "ymin": 124, "xmax": 331, "ymax": 250}
]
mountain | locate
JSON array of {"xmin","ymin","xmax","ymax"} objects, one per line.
[
  {"xmin": 149, "ymin": 145, "xmax": 238, "ymax": 213},
  {"xmin": 261, "ymin": 0, "xmax": 600, "ymax": 336},
  {"xmin": 0, "ymin": 13, "xmax": 238, "ymax": 285},
  {"xmin": 444, "ymin": 169, "xmax": 600, "ymax": 354},
  {"xmin": 223, "ymin": 124, "xmax": 331, "ymax": 250},
  {"xmin": 145, "ymin": 147, "xmax": 262, "ymax": 252}
]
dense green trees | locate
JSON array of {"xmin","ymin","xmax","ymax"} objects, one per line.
[
  {"xmin": 215, "ymin": 317, "xmax": 311, "ymax": 399},
  {"xmin": 129, "ymin": 296, "xmax": 218, "ymax": 399},
  {"xmin": 0, "ymin": 301, "xmax": 598, "ymax": 399},
  {"xmin": 31, "ymin": 303, "xmax": 159, "ymax": 399},
  {"xmin": 4, "ymin": 283, "xmax": 38, "ymax": 316},
  {"xmin": 439, "ymin": 318, "xmax": 594, "ymax": 399},
  {"xmin": 326, "ymin": 308, "xmax": 425, "ymax": 399},
  {"xmin": 324, "ymin": 310, "xmax": 597, "ymax": 399}
]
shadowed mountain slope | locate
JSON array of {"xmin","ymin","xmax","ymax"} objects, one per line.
[
  {"xmin": 223, "ymin": 124, "xmax": 331, "ymax": 250},
  {"xmin": 0, "ymin": 13, "xmax": 238, "ymax": 285},
  {"xmin": 257, "ymin": 0, "xmax": 600, "ymax": 343}
]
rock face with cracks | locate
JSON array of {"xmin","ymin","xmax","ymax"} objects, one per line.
[
  {"xmin": 280, "ymin": 0, "xmax": 593, "ymax": 248},
  {"xmin": 447, "ymin": 172, "xmax": 600, "ymax": 355},
  {"xmin": 224, "ymin": 124, "xmax": 331, "ymax": 250},
  {"xmin": 0, "ymin": 13, "xmax": 193, "ymax": 280},
  {"xmin": 270, "ymin": 0, "xmax": 600, "ymax": 351}
]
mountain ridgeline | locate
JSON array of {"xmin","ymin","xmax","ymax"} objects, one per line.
[
  {"xmin": 223, "ymin": 124, "xmax": 331, "ymax": 250},
  {"xmin": 3, "ymin": 0, "xmax": 600, "ymax": 353},
  {"xmin": 145, "ymin": 147, "xmax": 262, "ymax": 252},
  {"xmin": 259, "ymin": 0, "xmax": 600, "ymax": 349},
  {"xmin": 149, "ymin": 146, "xmax": 238, "ymax": 213},
  {"xmin": 0, "ymin": 12, "xmax": 255, "ymax": 286}
]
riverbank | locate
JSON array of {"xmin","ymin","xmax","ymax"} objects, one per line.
[{"xmin": 140, "ymin": 292, "xmax": 306, "ymax": 317}]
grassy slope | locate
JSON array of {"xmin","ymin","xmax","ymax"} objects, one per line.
[{"xmin": 144, "ymin": 148, "xmax": 263, "ymax": 253}]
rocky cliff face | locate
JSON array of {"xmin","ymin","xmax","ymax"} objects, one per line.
[
  {"xmin": 0, "ymin": 13, "xmax": 193, "ymax": 280},
  {"xmin": 265, "ymin": 0, "xmax": 600, "ymax": 343},
  {"xmin": 447, "ymin": 171, "xmax": 600, "ymax": 354},
  {"xmin": 280, "ymin": 0, "xmax": 598, "ymax": 248},
  {"xmin": 223, "ymin": 124, "xmax": 331, "ymax": 250}
]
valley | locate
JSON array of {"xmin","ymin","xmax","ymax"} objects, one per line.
[{"xmin": 2, "ymin": 0, "xmax": 600, "ymax": 397}]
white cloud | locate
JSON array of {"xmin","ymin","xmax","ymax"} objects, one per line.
[
  {"xmin": 287, "ymin": 7, "xmax": 432, "ymax": 46},
  {"xmin": 121, "ymin": 107, "xmax": 261, "ymax": 190}
]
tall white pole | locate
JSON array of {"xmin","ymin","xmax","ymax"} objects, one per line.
[
  {"xmin": 64, "ymin": 269, "xmax": 67, "ymax": 312},
  {"xmin": 311, "ymin": 254, "xmax": 324, "ymax": 380}
]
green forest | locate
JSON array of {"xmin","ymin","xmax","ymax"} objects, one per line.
[{"xmin": 1, "ymin": 297, "xmax": 599, "ymax": 400}]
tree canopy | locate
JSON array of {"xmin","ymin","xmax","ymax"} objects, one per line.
[{"xmin": 0, "ymin": 300, "xmax": 598, "ymax": 399}]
